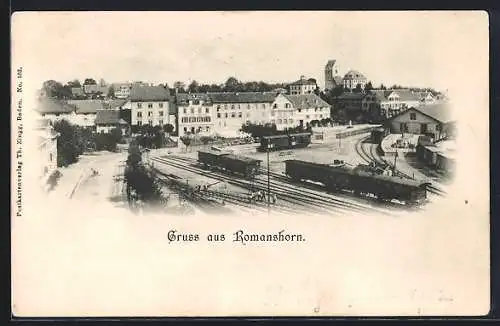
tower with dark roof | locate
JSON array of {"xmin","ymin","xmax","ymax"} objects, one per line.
[{"xmin": 325, "ymin": 60, "xmax": 342, "ymax": 91}]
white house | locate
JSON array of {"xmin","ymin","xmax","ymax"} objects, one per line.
[
  {"xmin": 289, "ymin": 76, "xmax": 317, "ymax": 95},
  {"xmin": 284, "ymin": 93, "xmax": 331, "ymax": 128},
  {"xmin": 123, "ymin": 85, "xmax": 175, "ymax": 131},
  {"xmin": 176, "ymin": 93, "xmax": 214, "ymax": 136},
  {"xmin": 66, "ymin": 99, "xmax": 107, "ymax": 127},
  {"xmin": 342, "ymin": 70, "xmax": 367, "ymax": 90},
  {"xmin": 95, "ymin": 109, "xmax": 129, "ymax": 134}
]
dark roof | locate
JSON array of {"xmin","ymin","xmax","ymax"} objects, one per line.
[
  {"xmin": 290, "ymin": 78, "xmax": 317, "ymax": 86},
  {"xmin": 106, "ymin": 99, "xmax": 128, "ymax": 109},
  {"xmin": 35, "ymin": 97, "xmax": 76, "ymax": 114},
  {"xmin": 208, "ymin": 92, "xmax": 276, "ymax": 104},
  {"xmin": 284, "ymin": 94, "xmax": 330, "ymax": 109},
  {"xmin": 95, "ymin": 109, "xmax": 126, "ymax": 125},
  {"xmin": 129, "ymin": 85, "xmax": 171, "ymax": 102},
  {"xmin": 343, "ymin": 70, "xmax": 366, "ymax": 80},
  {"xmin": 388, "ymin": 103, "xmax": 453, "ymax": 124},
  {"xmin": 176, "ymin": 93, "xmax": 213, "ymax": 106},
  {"xmin": 67, "ymin": 99, "xmax": 105, "ymax": 113},
  {"xmin": 335, "ymin": 93, "xmax": 365, "ymax": 100}
]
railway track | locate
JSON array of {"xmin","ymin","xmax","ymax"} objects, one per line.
[
  {"xmin": 151, "ymin": 156, "xmax": 317, "ymax": 215},
  {"xmin": 154, "ymin": 155, "xmax": 396, "ymax": 216},
  {"xmin": 353, "ymin": 136, "xmax": 447, "ymax": 197}
]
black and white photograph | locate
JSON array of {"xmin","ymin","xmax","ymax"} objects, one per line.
[{"xmin": 11, "ymin": 11, "xmax": 489, "ymax": 317}]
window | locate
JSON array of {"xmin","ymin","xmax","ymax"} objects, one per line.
[
  {"xmin": 273, "ymin": 103, "xmax": 278, "ymax": 109},
  {"xmin": 410, "ymin": 112, "xmax": 417, "ymax": 120},
  {"xmin": 436, "ymin": 124, "xmax": 442, "ymax": 132},
  {"xmin": 205, "ymin": 108, "xmax": 209, "ymax": 114},
  {"xmin": 137, "ymin": 112, "xmax": 142, "ymax": 117},
  {"xmin": 190, "ymin": 108, "xmax": 194, "ymax": 114},
  {"xmin": 217, "ymin": 105, "xmax": 221, "ymax": 112},
  {"xmin": 298, "ymin": 109, "xmax": 302, "ymax": 113},
  {"xmin": 238, "ymin": 112, "xmax": 242, "ymax": 118},
  {"xmin": 137, "ymin": 103, "xmax": 142, "ymax": 108},
  {"xmin": 181, "ymin": 117, "xmax": 188, "ymax": 123},
  {"xmin": 193, "ymin": 100, "xmax": 200, "ymax": 105},
  {"xmin": 206, "ymin": 126, "xmax": 210, "ymax": 132},
  {"xmin": 137, "ymin": 121, "xmax": 142, "ymax": 126},
  {"xmin": 184, "ymin": 127, "xmax": 187, "ymax": 132},
  {"xmin": 262, "ymin": 104, "xmax": 266, "ymax": 109},
  {"xmin": 231, "ymin": 112, "xmax": 235, "ymax": 118},
  {"xmin": 217, "ymin": 113, "xmax": 221, "ymax": 118},
  {"xmin": 148, "ymin": 120, "xmax": 153, "ymax": 125},
  {"xmin": 277, "ymin": 119, "xmax": 282, "ymax": 124},
  {"xmin": 49, "ymin": 153, "xmax": 53, "ymax": 162},
  {"xmin": 159, "ymin": 103, "xmax": 163, "ymax": 108},
  {"xmin": 159, "ymin": 111, "xmax": 164, "ymax": 116},
  {"xmin": 231, "ymin": 105, "xmax": 235, "ymax": 110},
  {"xmin": 247, "ymin": 104, "xmax": 251, "ymax": 109},
  {"xmin": 159, "ymin": 120, "xmax": 163, "ymax": 125},
  {"xmin": 225, "ymin": 113, "xmax": 228, "ymax": 118},
  {"xmin": 148, "ymin": 103, "xmax": 153, "ymax": 108},
  {"xmin": 148, "ymin": 112, "xmax": 153, "ymax": 117},
  {"xmin": 285, "ymin": 103, "xmax": 290, "ymax": 108},
  {"xmin": 183, "ymin": 108, "xmax": 187, "ymax": 114},
  {"xmin": 198, "ymin": 108, "xmax": 201, "ymax": 114}
]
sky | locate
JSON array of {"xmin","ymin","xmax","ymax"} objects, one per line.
[{"xmin": 12, "ymin": 11, "xmax": 488, "ymax": 94}]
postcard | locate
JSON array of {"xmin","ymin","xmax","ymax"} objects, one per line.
[{"xmin": 11, "ymin": 11, "xmax": 490, "ymax": 317}]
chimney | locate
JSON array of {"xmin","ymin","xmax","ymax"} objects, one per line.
[{"xmin": 300, "ymin": 75, "xmax": 306, "ymax": 81}]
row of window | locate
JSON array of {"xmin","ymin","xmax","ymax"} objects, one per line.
[
  {"xmin": 136, "ymin": 102, "xmax": 166, "ymax": 109},
  {"xmin": 137, "ymin": 111, "xmax": 166, "ymax": 118},
  {"xmin": 181, "ymin": 116, "xmax": 211, "ymax": 123},
  {"xmin": 217, "ymin": 112, "xmax": 249, "ymax": 119},
  {"xmin": 183, "ymin": 125, "xmax": 210, "ymax": 133},
  {"xmin": 216, "ymin": 103, "xmax": 268, "ymax": 111},
  {"xmin": 183, "ymin": 107, "xmax": 211, "ymax": 114},
  {"xmin": 136, "ymin": 120, "xmax": 166, "ymax": 126}
]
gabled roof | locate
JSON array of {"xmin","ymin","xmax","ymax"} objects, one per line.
[
  {"xmin": 343, "ymin": 70, "xmax": 366, "ymax": 80},
  {"xmin": 95, "ymin": 109, "xmax": 127, "ymax": 125},
  {"xmin": 67, "ymin": 99, "xmax": 105, "ymax": 114},
  {"xmin": 35, "ymin": 97, "xmax": 76, "ymax": 114},
  {"xmin": 387, "ymin": 89, "xmax": 421, "ymax": 101},
  {"xmin": 388, "ymin": 103, "xmax": 453, "ymax": 124},
  {"xmin": 284, "ymin": 94, "xmax": 330, "ymax": 109},
  {"xmin": 129, "ymin": 85, "xmax": 171, "ymax": 102},
  {"xmin": 208, "ymin": 92, "xmax": 276, "ymax": 104}
]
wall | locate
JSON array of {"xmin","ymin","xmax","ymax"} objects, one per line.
[
  {"xmin": 213, "ymin": 101, "xmax": 272, "ymax": 135},
  {"xmin": 129, "ymin": 100, "xmax": 172, "ymax": 127},
  {"xmin": 389, "ymin": 109, "xmax": 442, "ymax": 139},
  {"xmin": 178, "ymin": 99, "xmax": 214, "ymax": 136}
]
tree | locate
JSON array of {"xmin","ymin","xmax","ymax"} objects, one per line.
[
  {"xmin": 107, "ymin": 85, "xmax": 115, "ymax": 99},
  {"xmin": 365, "ymin": 81, "xmax": 373, "ymax": 91},
  {"xmin": 380, "ymin": 83, "xmax": 387, "ymax": 90},
  {"xmin": 67, "ymin": 79, "xmax": 81, "ymax": 88},
  {"xmin": 180, "ymin": 133, "xmax": 192, "ymax": 152},
  {"xmin": 110, "ymin": 127, "xmax": 123, "ymax": 144},
  {"xmin": 41, "ymin": 80, "xmax": 72, "ymax": 99},
  {"xmin": 99, "ymin": 78, "xmax": 107, "ymax": 86},
  {"xmin": 187, "ymin": 80, "xmax": 200, "ymax": 93},
  {"xmin": 84, "ymin": 78, "xmax": 97, "ymax": 85},
  {"xmin": 163, "ymin": 124, "xmax": 174, "ymax": 134},
  {"xmin": 53, "ymin": 120, "xmax": 81, "ymax": 167},
  {"xmin": 224, "ymin": 77, "xmax": 242, "ymax": 92},
  {"xmin": 353, "ymin": 83, "xmax": 363, "ymax": 93}
]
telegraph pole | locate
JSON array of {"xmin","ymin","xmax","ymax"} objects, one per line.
[{"xmin": 393, "ymin": 150, "xmax": 398, "ymax": 174}]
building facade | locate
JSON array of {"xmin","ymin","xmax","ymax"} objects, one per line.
[
  {"xmin": 289, "ymin": 76, "xmax": 317, "ymax": 95},
  {"xmin": 342, "ymin": 70, "xmax": 367, "ymax": 90},
  {"xmin": 284, "ymin": 94, "xmax": 331, "ymax": 127},
  {"xmin": 95, "ymin": 110, "xmax": 129, "ymax": 134},
  {"xmin": 113, "ymin": 83, "xmax": 132, "ymax": 99},
  {"xmin": 124, "ymin": 85, "xmax": 176, "ymax": 130},
  {"xmin": 363, "ymin": 89, "xmax": 424, "ymax": 120},
  {"xmin": 384, "ymin": 104, "xmax": 453, "ymax": 141},
  {"xmin": 176, "ymin": 93, "xmax": 214, "ymax": 135}
]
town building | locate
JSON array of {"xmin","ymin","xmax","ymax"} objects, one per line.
[
  {"xmin": 324, "ymin": 60, "xmax": 343, "ymax": 90},
  {"xmin": 283, "ymin": 94, "xmax": 331, "ymax": 128},
  {"xmin": 35, "ymin": 118, "xmax": 59, "ymax": 180},
  {"xmin": 176, "ymin": 93, "xmax": 214, "ymax": 135},
  {"xmin": 66, "ymin": 99, "xmax": 106, "ymax": 127},
  {"xmin": 35, "ymin": 97, "xmax": 78, "ymax": 123},
  {"xmin": 363, "ymin": 89, "xmax": 426, "ymax": 120},
  {"xmin": 384, "ymin": 103, "xmax": 454, "ymax": 141},
  {"xmin": 209, "ymin": 92, "xmax": 277, "ymax": 137},
  {"xmin": 83, "ymin": 84, "xmax": 109, "ymax": 95},
  {"xmin": 112, "ymin": 83, "xmax": 132, "ymax": 99},
  {"xmin": 289, "ymin": 76, "xmax": 317, "ymax": 95},
  {"xmin": 95, "ymin": 109, "xmax": 129, "ymax": 134},
  {"xmin": 342, "ymin": 70, "xmax": 367, "ymax": 90},
  {"xmin": 333, "ymin": 92, "xmax": 365, "ymax": 120},
  {"xmin": 124, "ymin": 85, "xmax": 175, "ymax": 131},
  {"xmin": 71, "ymin": 87, "xmax": 85, "ymax": 98}
]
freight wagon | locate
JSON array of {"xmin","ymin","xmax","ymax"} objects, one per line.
[
  {"xmin": 285, "ymin": 159, "xmax": 428, "ymax": 205},
  {"xmin": 258, "ymin": 132, "xmax": 312, "ymax": 152},
  {"xmin": 198, "ymin": 150, "xmax": 262, "ymax": 179}
]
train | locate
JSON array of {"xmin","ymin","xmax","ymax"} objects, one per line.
[
  {"xmin": 258, "ymin": 132, "xmax": 312, "ymax": 152},
  {"xmin": 198, "ymin": 150, "xmax": 262, "ymax": 179},
  {"xmin": 284, "ymin": 159, "xmax": 429, "ymax": 205}
]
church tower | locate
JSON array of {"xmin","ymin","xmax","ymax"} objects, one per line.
[{"xmin": 325, "ymin": 60, "xmax": 340, "ymax": 91}]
